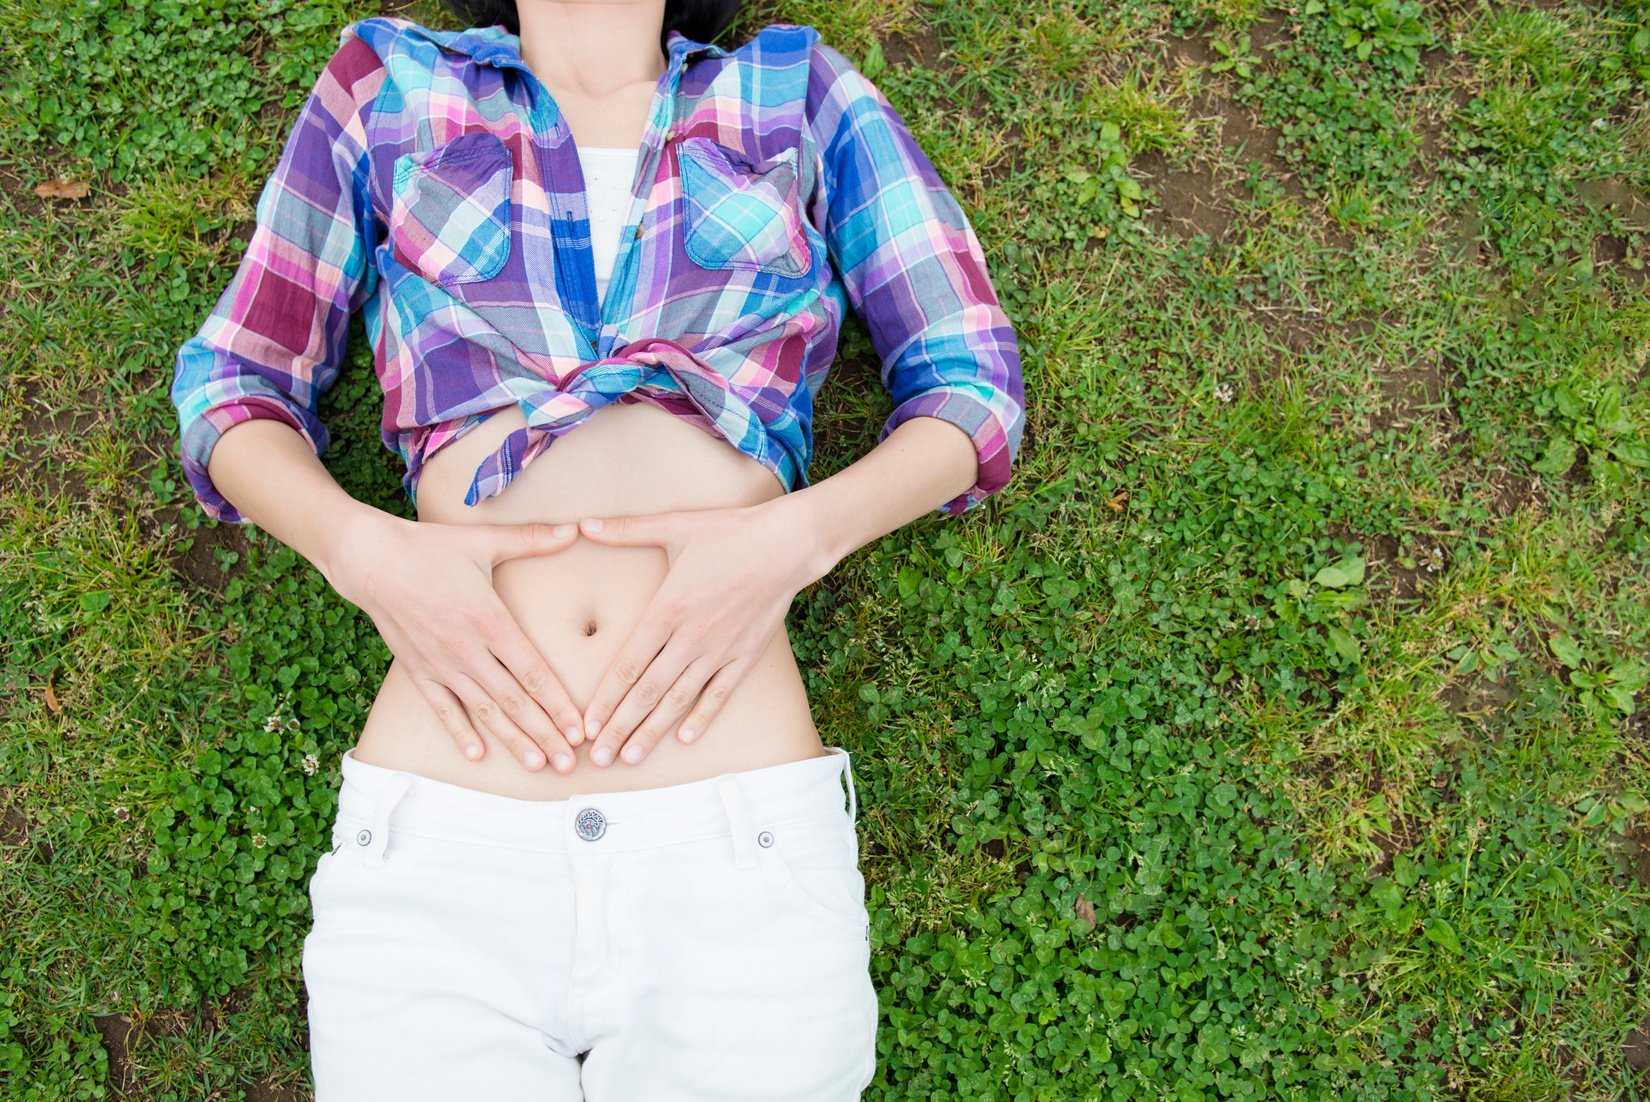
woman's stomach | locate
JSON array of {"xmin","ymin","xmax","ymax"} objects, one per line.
[{"xmin": 351, "ymin": 394, "xmax": 826, "ymax": 800}]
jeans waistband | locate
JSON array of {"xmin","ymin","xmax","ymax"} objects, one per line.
[{"xmin": 332, "ymin": 745, "xmax": 860, "ymax": 866}]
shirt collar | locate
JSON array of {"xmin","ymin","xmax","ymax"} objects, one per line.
[{"xmin": 407, "ymin": 20, "xmax": 731, "ymax": 68}]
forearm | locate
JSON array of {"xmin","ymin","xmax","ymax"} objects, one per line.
[
  {"xmin": 782, "ymin": 415, "xmax": 980, "ymax": 574},
  {"xmin": 203, "ymin": 418, "xmax": 392, "ymax": 584}
]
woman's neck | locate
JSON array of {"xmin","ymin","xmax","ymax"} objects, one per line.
[{"xmin": 515, "ymin": 0, "xmax": 670, "ymax": 97}]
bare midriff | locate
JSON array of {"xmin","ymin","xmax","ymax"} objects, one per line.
[{"xmin": 351, "ymin": 396, "xmax": 829, "ymax": 800}]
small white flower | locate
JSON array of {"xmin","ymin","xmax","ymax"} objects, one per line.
[
  {"xmin": 285, "ymin": 717, "xmax": 301, "ymax": 731},
  {"xmin": 302, "ymin": 753, "xmax": 319, "ymax": 776},
  {"xmin": 1592, "ymin": 117, "xmax": 1608, "ymax": 131},
  {"xmin": 251, "ymin": 833, "xmax": 268, "ymax": 849},
  {"xmin": 1214, "ymin": 382, "xmax": 1235, "ymax": 404},
  {"xmin": 112, "ymin": 804, "xmax": 130, "ymax": 822},
  {"xmin": 263, "ymin": 713, "xmax": 282, "ymax": 733}
]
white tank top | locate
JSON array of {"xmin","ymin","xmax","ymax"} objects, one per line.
[{"xmin": 578, "ymin": 145, "xmax": 641, "ymax": 302}]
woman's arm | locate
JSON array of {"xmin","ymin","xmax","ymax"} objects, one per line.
[
  {"xmin": 788, "ymin": 414, "xmax": 981, "ymax": 570},
  {"xmin": 570, "ymin": 34, "xmax": 1027, "ymax": 766},
  {"xmin": 204, "ymin": 419, "xmax": 587, "ymax": 773},
  {"xmin": 170, "ymin": 26, "xmax": 587, "ymax": 775},
  {"xmin": 204, "ymin": 418, "xmax": 383, "ymax": 576},
  {"xmin": 566, "ymin": 413, "xmax": 978, "ymax": 766}
]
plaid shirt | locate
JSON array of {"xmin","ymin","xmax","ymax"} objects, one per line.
[{"xmin": 170, "ymin": 16, "xmax": 1026, "ymax": 523}]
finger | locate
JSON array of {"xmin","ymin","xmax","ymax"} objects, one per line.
[
  {"xmin": 471, "ymin": 654, "xmax": 579, "ymax": 775},
  {"xmin": 410, "ymin": 676, "xmax": 488, "ymax": 763},
  {"xmin": 447, "ymin": 669, "xmax": 549, "ymax": 772},
  {"xmin": 596, "ymin": 609, "xmax": 717, "ymax": 749},
  {"xmin": 583, "ymin": 606, "xmax": 679, "ymax": 763},
  {"xmin": 674, "ymin": 655, "xmax": 747, "ymax": 746},
  {"xmin": 593, "ymin": 628, "xmax": 706, "ymax": 765},
  {"xmin": 577, "ymin": 513, "xmax": 676, "ymax": 547},
  {"xmin": 484, "ymin": 521, "xmax": 581, "ymax": 565},
  {"xmin": 618, "ymin": 653, "xmax": 722, "ymax": 765},
  {"xmin": 484, "ymin": 620, "xmax": 588, "ymax": 760}
]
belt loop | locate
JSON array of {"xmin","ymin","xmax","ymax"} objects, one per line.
[
  {"xmin": 715, "ymin": 774, "xmax": 758, "ymax": 870},
  {"xmin": 838, "ymin": 747, "xmax": 858, "ymax": 827},
  {"xmin": 360, "ymin": 771, "xmax": 415, "ymax": 867}
]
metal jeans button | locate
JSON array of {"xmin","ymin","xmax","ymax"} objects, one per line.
[
  {"xmin": 575, "ymin": 807, "xmax": 607, "ymax": 841},
  {"xmin": 356, "ymin": 828, "xmax": 372, "ymax": 846},
  {"xmin": 757, "ymin": 830, "xmax": 774, "ymax": 848}
]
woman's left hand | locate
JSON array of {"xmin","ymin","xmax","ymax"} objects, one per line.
[{"xmin": 574, "ymin": 498, "xmax": 835, "ymax": 767}]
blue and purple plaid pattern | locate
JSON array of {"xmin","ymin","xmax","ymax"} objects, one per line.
[{"xmin": 171, "ymin": 16, "xmax": 1026, "ymax": 523}]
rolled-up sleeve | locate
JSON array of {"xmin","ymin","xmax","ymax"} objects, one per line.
[
  {"xmin": 169, "ymin": 23, "xmax": 385, "ymax": 524},
  {"xmin": 804, "ymin": 38, "xmax": 1026, "ymax": 516}
]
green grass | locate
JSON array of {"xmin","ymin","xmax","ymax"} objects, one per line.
[{"xmin": 3, "ymin": 0, "xmax": 1648, "ymax": 1097}]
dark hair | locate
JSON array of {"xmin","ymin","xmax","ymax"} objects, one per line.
[{"xmin": 438, "ymin": 1, "xmax": 745, "ymax": 50}]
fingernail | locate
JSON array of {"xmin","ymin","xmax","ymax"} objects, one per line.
[
  {"xmin": 465, "ymin": 743, "xmax": 482, "ymax": 760},
  {"xmin": 553, "ymin": 753, "xmax": 573, "ymax": 772},
  {"xmin": 588, "ymin": 721, "xmax": 603, "ymax": 739},
  {"xmin": 552, "ymin": 523, "xmax": 573, "ymax": 538},
  {"xmin": 680, "ymin": 726, "xmax": 696, "ymax": 743},
  {"xmin": 524, "ymin": 749, "xmax": 545, "ymax": 768},
  {"xmin": 623, "ymin": 743, "xmax": 645, "ymax": 763},
  {"xmin": 593, "ymin": 745, "xmax": 613, "ymax": 766},
  {"xmin": 567, "ymin": 723, "xmax": 584, "ymax": 745},
  {"xmin": 585, "ymin": 517, "xmax": 604, "ymax": 532}
]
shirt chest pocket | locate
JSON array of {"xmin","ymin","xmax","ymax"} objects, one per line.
[
  {"xmin": 676, "ymin": 136, "xmax": 812, "ymax": 279},
  {"xmin": 390, "ymin": 130, "xmax": 515, "ymax": 287}
]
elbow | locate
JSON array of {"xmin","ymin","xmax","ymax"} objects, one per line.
[
  {"xmin": 878, "ymin": 364, "xmax": 1025, "ymax": 517},
  {"xmin": 173, "ymin": 341, "xmax": 330, "ymax": 524}
]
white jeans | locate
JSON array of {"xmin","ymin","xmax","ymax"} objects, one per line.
[{"xmin": 301, "ymin": 745, "xmax": 878, "ymax": 1100}]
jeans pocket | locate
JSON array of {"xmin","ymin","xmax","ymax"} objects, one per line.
[
  {"xmin": 756, "ymin": 811, "xmax": 869, "ymax": 942},
  {"xmin": 390, "ymin": 129, "xmax": 515, "ymax": 287},
  {"xmin": 676, "ymin": 136, "xmax": 812, "ymax": 278}
]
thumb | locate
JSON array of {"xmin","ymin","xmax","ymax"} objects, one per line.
[
  {"xmin": 485, "ymin": 521, "xmax": 580, "ymax": 565},
  {"xmin": 577, "ymin": 513, "xmax": 677, "ymax": 548}
]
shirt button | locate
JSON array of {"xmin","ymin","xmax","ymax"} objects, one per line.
[
  {"xmin": 757, "ymin": 830, "xmax": 774, "ymax": 848},
  {"xmin": 575, "ymin": 807, "xmax": 607, "ymax": 841}
]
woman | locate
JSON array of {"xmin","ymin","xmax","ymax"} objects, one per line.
[{"xmin": 170, "ymin": 0, "xmax": 1024, "ymax": 1097}]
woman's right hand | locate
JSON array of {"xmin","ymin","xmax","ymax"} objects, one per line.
[{"xmin": 318, "ymin": 509, "xmax": 586, "ymax": 774}]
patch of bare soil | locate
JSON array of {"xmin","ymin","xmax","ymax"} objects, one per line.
[
  {"xmin": 1625, "ymin": 1010, "xmax": 1650, "ymax": 1075},
  {"xmin": 1246, "ymin": 11, "xmax": 1294, "ymax": 55},
  {"xmin": 1486, "ymin": 469, "xmax": 1539, "ymax": 519},
  {"xmin": 1132, "ymin": 146, "xmax": 1240, "ymax": 245},
  {"xmin": 1576, "ymin": 178, "xmax": 1650, "ymax": 288},
  {"xmin": 1358, "ymin": 532, "xmax": 1428, "ymax": 604},
  {"xmin": 0, "ymin": 161, "xmax": 53, "ymax": 223},
  {"xmin": 1433, "ymin": 619, "xmax": 1521, "ymax": 724},
  {"xmin": 131, "ymin": 490, "xmax": 247, "ymax": 597},
  {"xmin": 881, "ymin": 18, "xmax": 945, "ymax": 71},
  {"xmin": 3, "ymin": 395, "xmax": 100, "ymax": 512},
  {"xmin": 1247, "ymin": 304, "xmax": 1332, "ymax": 355},
  {"xmin": 1143, "ymin": 25, "xmax": 1304, "ymax": 248},
  {"xmin": 93, "ymin": 995, "xmax": 302, "ymax": 1102},
  {"xmin": 1370, "ymin": 356, "xmax": 1452, "ymax": 439},
  {"xmin": 1627, "ymin": 822, "xmax": 1650, "ymax": 890},
  {"xmin": 0, "ymin": 786, "xmax": 24, "ymax": 841}
]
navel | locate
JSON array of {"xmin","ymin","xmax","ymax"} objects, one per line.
[{"xmin": 583, "ymin": 618, "xmax": 599, "ymax": 637}]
